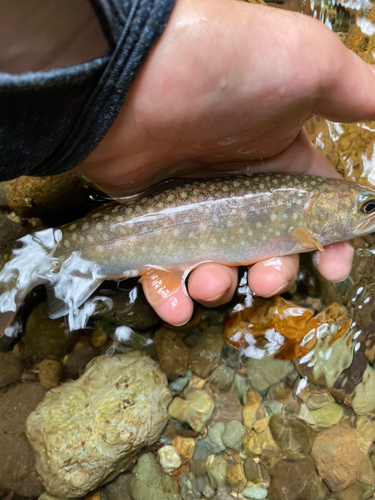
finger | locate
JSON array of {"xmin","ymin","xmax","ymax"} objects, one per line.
[
  {"xmin": 143, "ymin": 284, "xmax": 194, "ymax": 326},
  {"xmin": 314, "ymin": 241, "xmax": 354, "ymax": 282},
  {"xmin": 188, "ymin": 263, "xmax": 238, "ymax": 307},
  {"xmin": 248, "ymin": 254, "xmax": 299, "ymax": 297}
]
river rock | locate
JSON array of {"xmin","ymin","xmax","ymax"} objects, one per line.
[
  {"xmin": 246, "ymin": 356, "xmax": 295, "ymax": 395},
  {"xmin": 178, "ymin": 472, "xmax": 201, "ymax": 500},
  {"xmin": 130, "ymin": 453, "xmax": 181, "ymax": 500},
  {"xmin": 226, "ymin": 463, "xmax": 246, "ymax": 492},
  {"xmin": 207, "ymin": 364, "xmax": 235, "ymax": 391},
  {"xmin": 222, "ymin": 421, "xmax": 246, "ymax": 450},
  {"xmin": 311, "ymin": 423, "xmax": 364, "ymax": 492},
  {"xmin": 268, "ymin": 458, "xmax": 328, "ymax": 500},
  {"xmin": 101, "ymin": 473, "xmax": 132, "ymax": 500},
  {"xmin": 269, "ymin": 415, "xmax": 316, "ymax": 459},
  {"xmin": 155, "ymin": 328, "xmax": 190, "ymax": 381},
  {"xmin": 169, "ymin": 389, "xmax": 214, "ymax": 432},
  {"xmin": 37, "ymin": 359, "xmax": 61, "ymax": 389},
  {"xmin": 0, "ymin": 382, "xmax": 46, "ymax": 497},
  {"xmin": 0, "ymin": 351, "xmax": 22, "ymax": 387},
  {"xmin": 188, "ymin": 326, "xmax": 223, "ymax": 379},
  {"xmin": 158, "ymin": 445, "xmax": 182, "ymax": 472},
  {"xmin": 351, "ymin": 364, "xmax": 375, "ymax": 415},
  {"xmin": 26, "ymin": 353, "xmax": 171, "ymax": 497}
]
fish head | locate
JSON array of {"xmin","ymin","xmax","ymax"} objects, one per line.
[{"xmin": 304, "ymin": 180, "xmax": 375, "ymax": 244}]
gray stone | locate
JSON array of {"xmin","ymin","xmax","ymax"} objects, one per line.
[
  {"xmin": 101, "ymin": 473, "xmax": 133, "ymax": 500},
  {"xmin": 222, "ymin": 421, "xmax": 246, "ymax": 450},
  {"xmin": 207, "ymin": 365, "xmax": 235, "ymax": 391},
  {"xmin": 179, "ymin": 472, "xmax": 201, "ymax": 500},
  {"xmin": 246, "ymin": 356, "xmax": 294, "ymax": 395}
]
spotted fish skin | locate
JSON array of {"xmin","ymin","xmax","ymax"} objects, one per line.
[{"xmin": 1, "ymin": 173, "xmax": 375, "ymax": 335}]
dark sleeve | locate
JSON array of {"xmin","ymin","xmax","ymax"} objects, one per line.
[{"xmin": 0, "ymin": 0, "xmax": 175, "ymax": 180}]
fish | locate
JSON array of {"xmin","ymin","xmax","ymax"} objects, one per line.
[{"xmin": 1, "ymin": 173, "xmax": 375, "ymax": 337}]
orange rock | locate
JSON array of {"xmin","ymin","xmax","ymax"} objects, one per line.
[
  {"xmin": 223, "ymin": 296, "xmax": 351, "ymax": 360},
  {"xmin": 172, "ymin": 436, "xmax": 196, "ymax": 460}
]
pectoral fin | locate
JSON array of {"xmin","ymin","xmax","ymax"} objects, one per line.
[
  {"xmin": 140, "ymin": 267, "xmax": 186, "ymax": 304},
  {"xmin": 290, "ymin": 227, "xmax": 324, "ymax": 252}
]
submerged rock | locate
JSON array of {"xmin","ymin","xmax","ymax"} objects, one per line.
[
  {"xmin": 268, "ymin": 458, "xmax": 328, "ymax": 500},
  {"xmin": 269, "ymin": 415, "xmax": 316, "ymax": 459},
  {"xmin": 0, "ymin": 383, "xmax": 47, "ymax": 497},
  {"xmin": 130, "ymin": 453, "xmax": 181, "ymax": 500},
  {"xmin": 155, "ymin": 328, "xmax": 190, "ymax": 381},
  {"xmin": 311, "ymin": 423, "xmax": 364, "ymax": 492},
  {"xmin": 0, "ymin": 351, "xmax": 22, "ymax": 388},
  {"xmin": 26, "ymin": 353, "xmax": 171, "ymax": 497},
  {"xmin": 168, "ymin": 389, "xmax": 214, "ymax": 432},
  {"xmin": 246, "ymin": 355, "xmax": 295, "ymax": 395}
]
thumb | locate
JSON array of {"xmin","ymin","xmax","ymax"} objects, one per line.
[{"xmin": 312, "ymin": 28, "xmax": 375, "ymax": 122}]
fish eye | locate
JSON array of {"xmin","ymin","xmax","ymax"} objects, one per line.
[{"xmin": 359, "ymin": 196, "xmax": 375, "ymax": 214}]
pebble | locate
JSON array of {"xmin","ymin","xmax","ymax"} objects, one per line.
[
  {"xmin": 351, "ymin": 364, "xmax": 375, "ymax": 415},
  {"xmin": 208, "ymin": 422, "xmax": 226, "ymax": 451},
  {"xmin": 226, "ymin": 463, "xmax": 247, "ymax": 492},
  {"xmin": 27, "ymin": 353, "xmax": 172, "ymax": 498},
  {"xmin": 188, "ymin": 326, "xmax": 223, "ymax": 379},
  {"xmin": 222, "ymin": 420, "xmax": 246, "ymax": 450},
  {"xmin": 309, "ymin": 403, "xmax": 344, "ymax": 428},
  {"xmin": 208, "ymin": 364, "xmax": 235, "ymax": 391},
  {"xmin": 169, "ymin": 389, "xmax": 215, "ymax": 432},
  {"xmin": 169, "ymin": 371, "xmax": 192, "ymax": 394},
  {"xmin": 269, "ymin": 415, "xmax": 316, "ymax": 459},
  {"xmin": 37, "ymin": 358, "xmax": 61, "ymax": 389},
  {"xmin": 311, "ymin": 423, "xmax": 363, "ymax": 492},
  {"xmin": 158, "ymin": 445, "xmax": 182, "ymax": 472},
  {"xmin": 100, "ymin": 473, "xmax": 132, "ymax": 500},
  {"xmin": 267, "ymin": 457, "xmax": 328, "ymax": 500},
  {"xmin": 246, "ymin": 356, "xmax": 295, "ymax": 395},
  {"xmin": 242, "ymin": 485, "xmax": 268, "ymax": 499},
  {"xmin": 172, "ymin": 436, "xmax": 196, "ymax": 460},
  {"xmin": 178, "ymin": 472, "xmax": 201, "ymax": 500},
  {"xmin": 243, "ymin": 426, "xmax": 279, "ymax": 456},
  {"xmin": 155, "ymin": 328, "xmax": 190, "ymax": 381},
  {"xmin": 130, "ymin": 453, "xmax": 181, "ymax": 500},
  {"xmin": 206, "ymin": 454, "xmax": 228, "ymax": 490}
]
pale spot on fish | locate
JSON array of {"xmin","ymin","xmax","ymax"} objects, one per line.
[
  {"xmin": 116, "ymin": 216, "xmax": 123, "ymax": 222},
  {"xmin": 180, "ymin": 191, "xmax": 188, "ymax": 199},
  {"xmin": 256, "ymin": 222, "xmax": 262, "ymax": 229},
  {"xmin": 125, "ymin": 207, "xmax": 132, "ymax": 215},
  {"xmin": 239, "ymin": 228, "xmax": 244, "ymax": 234},
  {"xmin": 292, "ymin": 213, "xmax": 299, "ymax": 220},
  {"xmin": 270, "ymin": 214, "xmax": 277, "ymax": 221},
  {"xmin": 112, "ymin": 206, "xmax": 120, "ymax": 213},
  {"xmin": 82, "ymin": 222, "xmax": 90, "ymax": 231},
  {"xmin": 87, "ymin": 235, "xmax": 94, "ymax": 244},
  {"xmin": 69, "ymin": 224, "xmax": 77, "ymax": 231},
  {"xmin": 220, "ymin": 237, "xmax": 226, "ymax": 244},
  {"xmin": 79, "ymin": 236, "xmax": 85, "ymax": 244},
  {"xmin": 96, "ymin": 245, "xmax": 104, "ymax": 253},
  {"xmin": 135, "ymin": 205, "xmax": 142, "ymax": 213},
  {"xmin": 222, "ymin": 185, "xmax": 229, "ymax": 192},
  {"xmin": 102, "ymin": 233, "xmax": 109, "ymax": 241},
  {"xmin": 96, "ymin": 223, "xmax": 103, "ymax": 230},
  {"xmin": 226, "ymin": 220, "xmax": 233, "ymax": 228},
  {"xmin": 259, "ymin": 184, "xmax": 264, "ymax": 190},
  {"xmin": 91, "ymin": 212, "xmax": 102, "ymax": 218},
  {"xmin": 167, "ymin": 194, "xmax": 174, "ymax": 202},
  {"xmin": 71, "ymin": 233, "xmax": 77, "ymax": 242},
  {"xmin": 282, "ymin": 213, "xmax": 288, "ymax": 219},
  {"xmin": 103, "ymin": 215, "xmax": 110, "ymax": 221},
  {"xmin": 275, "ymin": 231, "xmax": 281, "ymax": 236},
  {"xmin": 248, "ymin": 230, "xmax": 253, "ymax": 237},
  {"xmin": 63, "ymin": 240, "xmax": 70, "ymax": 248}
]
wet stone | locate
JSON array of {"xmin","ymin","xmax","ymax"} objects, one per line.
[
  {"xmin": 226, "ymin": 463, "xmax": 247, "ymax": 493},
  {"xmin": 130, "ymin": 453, "xmax": 181, "ymax": 500},
  {"xmin": 268, "ymin": 458, "xmax": 328, "ymax": 500},
  {"xmin": 309, "ymin": 403, "xmax": 344, "ymax": 428},
  {"xmin": 243, "ymin": 457, "xmax": 258, "ymax": 482},
  {"xmin": 172, "ymin": 436, "xmax": 196, "ymax": 460},
  {"xmin": 193, "ymin": 436, "xmax": 222, "ymax": 462},
  {"xmin": 246, "ymin": 355, "xmax": 295, "ymax": 395},
  {"xmin": 311, "ymin": 423, "xmax": 364, "ymax": 492},
  {"xmin": 100, "ymin": 473, "xmax": 132, "ymax": 500},
  {"xmin": 242, "ymin": 485, "xmax": 268, "ymax": 499},
  {"xmin": 206, "ymin": 454, "xmax": 228, "ymax": 490},
  {"xmin": 269, "ymin": 415, "xmax": 316, "ymax": 459},
  {"xmin": 207, "ymin": 364, "xmax": 235, "ymax": 391},
  {"xmin": 0, "ymin": 382, "xmax": 47, "ymax": 497},
  {"xmin": 21, "ymin": 301, "xmax": 79, "ymax": 360},
  {"xmin": 208, "ymin": 422, "xmax": 226, "ymax": 451},
  {"xmin": 61, "ymin": 341, "xmax": 99, "ymax": 380},
  {"xmin": 0, "ymin": 351, "xmax": 22, "ymax": 388},
  {"xmin": 155, "ymin": 328, "xmax": 190, "ymax": 381},
  {"xmin": 37, "ymin": 359, "xmax": 61, "ymax": 389},
  {"xmin": 222, "ymin": 420, "xmax": 246, "ymax": 450},
  {"xmin": 27, "ymin": 353, "xmax": 171, "ymax": 498},
  {"xmin": 178, "ymin": 472, "xmax": 201, "ymax": 500},
  {"xmin": 207, "ymin": 385, "xmax": 243, "ymax": 425},
  {"xmin": 188, "ymin": 326, "xmax": 223, "ymax": 379},
  {"xmin": 168, "ymin": 389, "xmax": 215, "ymax": 432},
  {"xmin": 351, "ymin": 364, "xmax": 375, "ymax": 415},
  {"xmin": 158, "ymin": 445, "xmax": 182, "ymax": 472}
]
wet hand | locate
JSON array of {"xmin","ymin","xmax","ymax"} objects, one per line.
[{"xmin": 78, "ymin": 0, "xmax": 375, "ymax": 325}]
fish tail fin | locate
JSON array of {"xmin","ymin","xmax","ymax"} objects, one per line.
[{"xmin": 0, "ymin": 229, "xmax": 59, "ymax": 338}]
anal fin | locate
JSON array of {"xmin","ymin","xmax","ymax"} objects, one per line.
[{"xmin": 290, "ymin": 227, "xmax": 324, "ymax": 252}]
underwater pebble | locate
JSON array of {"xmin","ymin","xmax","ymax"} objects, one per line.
[
  {"xmin": 188, "ymin": 326, "xmax": 223, "ymax": 379},
  {"xmin": 351, "ymin": 364, "xmax": 375, "ymax": 415},
  {"xmin": 169, "ymin": 389, "xmax": 215, "ymax": 432},
  {"xmin": 243, "ymin": 458, "xmax": 258, "ymax": 482},
  {"xmin": 158, "ymin": 445, "xmax": 182, "ymax": 472},
  {"xmin": 193, "ymin": 436, "xmax": 221, "ymax": 462},
  {"xmin": 172, "ymin": 436, "xmax": 196, "ymax": 460},
  {"xmin": 226, "ymin": 463, "xmax": 247, "ymax": 492},
  {"xmin": 130, "ymin": 453, "xmax": 181, "ymax": 500},
  {"xmin": 222, "ymin": 420, "xmax": 246, "ymax": 450},
  {"xmin": 27, "ymin": 352, "xmax": 171, "ymax": 498},
  {"xmin": 206, "ymin": 454, "xmax": 228, "ymax": 490},
  {"xmin": 309, "ymin": 403, "xmax": 344, "ymax": 428},
  {"xmin": 243, "ymin": 426, "xmax": 279, "ymax": 456},
  {"xmin": 100, "ymin": 472, "xmax": 133, "ymax": 500},
  {"xmin": 268, "ymin": 457, "xmax": 328, "ymax": 500},
  {"xmin": 242, "ymin": 485, "xmax": 268, "ymax": 499},
  {"xmin": 269, "ymin": 415, "xmax": 316, "ymax": 459},
  {"xmin": 246, "ymin": 356, "xmax": 295, "ymax": 395},
  {"xmin": 208, "ymin": 422, "xmax": 226, "ymax": 451},
  {"xmin": 0, "ymin": 351, "xmax": 22, "ymax": 388},
  {"xmin": 312, "ymin": 423, "xmax": 363, "ymax": 492},
  {"xmin": 207, "ymin": 364, "xmax": 235, "ymax": 391},
  {"xmin": 234, "ymin": 374, "xmax": 249, "ymax": 405},
  {"xmin": 155, "ymin": 328, "xmax": 190, "ymax": 381},
  {"xmin": 37, "ymin": 359, "xmax": 61, "ymax": 389},
  {"xmin": 169, "ymin": 371, "xmax": 191, "ymax": 394},
  {"xmin": 178, "ymin": 472, "xmax": 201, "ymax": 500}
]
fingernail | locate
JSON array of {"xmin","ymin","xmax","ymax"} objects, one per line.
[{"xmin": 262, "ymin": 284, "xmax": 287, "ymax": 298}]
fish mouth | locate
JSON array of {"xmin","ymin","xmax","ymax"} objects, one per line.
[{"xmin": 354, "ymin": 216, "xmax": 375, "ymax": 236}]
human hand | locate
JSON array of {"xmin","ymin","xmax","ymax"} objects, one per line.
[{"xmin": 77, "ymin": 0, "xmax": 375, "ymax": 325}]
